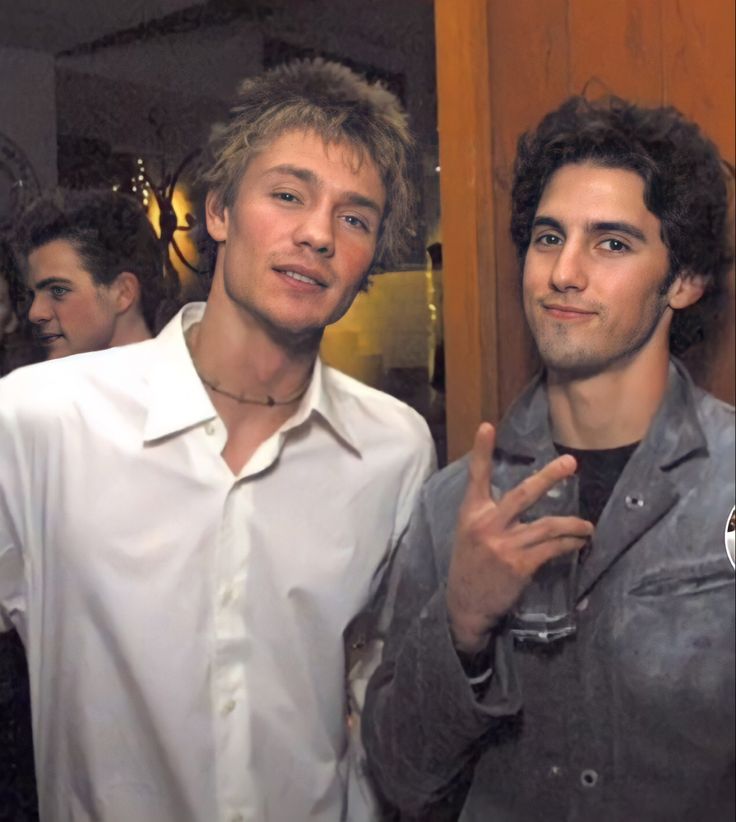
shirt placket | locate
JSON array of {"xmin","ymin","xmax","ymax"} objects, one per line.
[
  {"xmin": 208, "ymin": 421, "xmax": 287, "ymax": 822},
  {"xmin": 201, "ymin": 413, "xmax": 254, "ymax": 822},
  {"xmin": 212, "ymin": 478, "xmax": 254, "ymax": 822}
]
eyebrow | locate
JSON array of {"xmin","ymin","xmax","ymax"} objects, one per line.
[
  {"xmin": 590, "ymin": 221, "xmax": 647, "ymax": 242},
  {"xmin": 532, "ymin": 215, "xmax": 647, "ymax": 243},
  {"xmin": 532, "ymin": 216, "xmax": 565, "ymax": 233},
  {"xmin": 264, "ymin": 164, "xmax": 383, "ymax": 216},
  {"xmin": 31, "ymin": 277, "xmax": 74, "ymax": 291}
]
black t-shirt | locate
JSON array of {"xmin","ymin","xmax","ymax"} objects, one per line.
[{"xmin": 554, "ymin": 441, "xmax": 640, "ymax": 526}]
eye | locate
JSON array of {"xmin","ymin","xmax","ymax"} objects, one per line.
[
  {"xmin": 534, "ymin": 233, "xmax": 563, "ymax": 247},
  {"xmin": 50, "ymin": 286, "xmax": 70, "ymax": 299},
  {"xmin": 599, "ymin": 238, "xmax": 630, "ymax": 252},
  {"xmin": 272, "ymin": 191, "xmax": 301, "ymax": 204},
  {"xmin": 342, "ymin": 214, "xmax": 370, "ymax": 232}
]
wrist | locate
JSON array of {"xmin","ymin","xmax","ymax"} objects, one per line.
[{"xmin": 448, "ymin": 614, "xmax": 498, "ymax": 654}]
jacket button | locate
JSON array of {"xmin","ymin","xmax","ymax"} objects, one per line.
[
  {"xmin": 580, "ymin": 769, "xmax": 599, "ymax": 788},
  {"xmin": 625, "ymin": 494, "xmax": 644, "ymax": 510},
  {"xmin": 576, "ymin": 597, "xmax": 589, "ymax": 612}
]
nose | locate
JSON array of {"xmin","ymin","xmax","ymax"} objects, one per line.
[
  {"xmin": 549, "ymin": 241, "xmax": 588, "ymax": 292},
  {"xmin": 293, "ymin": 206, "xmax": 334, "ymax": 257},
  {"xmin": 27, "ymin": 292, "xmax": 51, "ymax": 325}
]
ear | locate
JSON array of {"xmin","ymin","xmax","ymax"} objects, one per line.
[
  {"xmin": 666, "ymin": 272, "xmax": 707, "ymax": 310},
  {"xmin": 205, "ymin": 191, "xmax": 229, "ymax": 242},
  {"xmin": 110, "ymin": 271, "xmax": 141, "ymax": 315}
]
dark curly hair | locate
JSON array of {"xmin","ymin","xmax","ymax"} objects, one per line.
[
  {"xmin": 511, "ymin": 96, "xmax": 733, "ymax": 354},
  {"xmin": 13, "ymin": 190, "xmax": 181, "ymax": 333},
  {"xmin": 197, "ymin": 58, "xmax": 417, "ymax": 282}
]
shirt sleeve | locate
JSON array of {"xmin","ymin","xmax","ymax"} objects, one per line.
[
  {"xmin": 361, "ymin": 482, "xmax": 523, "ymax": 816},
  {"xmin": 0, "ymin": 387, "xmax": 26, "ymax": 633}
]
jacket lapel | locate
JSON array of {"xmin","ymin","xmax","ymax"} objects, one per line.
[
  {"xmin": 577, "ymin": 459, "xmax": 679, "ymax": 596},
  {"xmin": 577, "ymin": 361, "xmax": 707, "ymax": 596}
]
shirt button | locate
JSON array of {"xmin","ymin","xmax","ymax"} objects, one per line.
[
  {"xmin": 204, "ymin": 421, "xmax": 216, "ymax": 435},
  {"xmin": 580, "ymin": 768, "xmax": 599, "ymax": 788},
  {"xmin": 222, "ymin": 699, "xmax": 236, "ymax": 716},
  {"xmin": 576, "ymin": 597, "xmax": 589, "ymax": 612}
]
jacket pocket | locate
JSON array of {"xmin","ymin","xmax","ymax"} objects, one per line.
[{"xmin": 628, "ymin": 557, "xmax": 733, "ymax": 598}]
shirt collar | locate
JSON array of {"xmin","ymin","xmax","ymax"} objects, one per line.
[
  {"xmin": 143, "ymin": 303, "xmax": 217, "ymax": 442},
  {"xmin": 142, "ymin": 302, "xmax": 362, "ymax": 454},
  {"xmin": 304, "ymin": 359, "xmax": 362, "ymax": 455}
]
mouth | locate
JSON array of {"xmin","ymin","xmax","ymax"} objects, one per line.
[
  {"xmin": 273, "ymin": 265, "xmax": 326, "ymax": 288},
  {"xmin": 542, "ymin": 303, "xmax": 597, "ymax": 320},
  {"xmin": 35, "ymin": 333, "xmax": 64, "ymax": 345}
]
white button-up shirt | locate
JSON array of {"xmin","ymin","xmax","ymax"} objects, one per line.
[{"xmin": 0, "ymin": 304, "xmax": 435, "ymax": 822}]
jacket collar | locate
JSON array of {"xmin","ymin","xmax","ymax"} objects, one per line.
[{"xmin": 494, "ymin": 359, "xmax": 707, "ymax": 471}]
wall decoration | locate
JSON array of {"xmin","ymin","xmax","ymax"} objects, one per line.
[{"xmin": 0, "ymin": 133, "xmax": 41, "ymax": 232}]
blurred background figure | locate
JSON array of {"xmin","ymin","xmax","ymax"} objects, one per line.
[
  {"xmin": 0, "ymin": 239, "xmax": 41, "ymax": 377},
  {"xmin": 1, "ymin": 190, "xmax": 181, "ymax": 822},
  {"xmin": 0, "ymin": 245, "xmax": 38, "ymax": 820},
  {"xmin": 0, "ymin": 240, "xmax": 39, "ymax": 822},
  {"xmin": 12, "ymin": 189, "xmax": 181, "ymax": 360}
]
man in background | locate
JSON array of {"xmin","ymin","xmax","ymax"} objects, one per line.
[
  {"xmin": 364, "ymin": 96, "xmax": 734, "ymax": 821},
  {"xmin": 0, "ymin": 59, "xmax": 435, "ymax": 821},
  {"xmin": 1, "ymin": 236, "xmax": 39, "ymax": 376},
  {"xmin": 13, "ymin": 189, "xmax": 178, "ymax": 359},
  {"xmin": 2, "ymin": 192, "xmax": 174, "ymax": 822}
]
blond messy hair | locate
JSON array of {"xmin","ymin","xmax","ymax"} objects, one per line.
[{"xmin": 199, "ymin": 58, "xmax": 416, "ymax": 277}]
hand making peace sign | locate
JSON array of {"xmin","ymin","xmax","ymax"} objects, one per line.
[{"xmin": 446, "ymin": 423, "xmax": 595, "ymax": 653}]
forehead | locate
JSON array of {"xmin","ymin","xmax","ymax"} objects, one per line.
[
  {"xmin": 26, "ymin": 239, "xmax": 94, "ymax": 286},
  {"xmin": 538, "ymin": 162, "xmax": 652, "ymax": 221},
  {"xmin": 243, "ymin": 128, "xmax": 385, "ymax": 198}
]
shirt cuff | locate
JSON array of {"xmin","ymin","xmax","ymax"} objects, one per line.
[{"xmin": 455, "ymin": 639, "xmax": 496, "ymax": 696}]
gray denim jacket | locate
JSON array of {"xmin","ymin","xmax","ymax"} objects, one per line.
[{"xmin": 364, "ymin": 361, "xmax": 735, "ymax": 822}]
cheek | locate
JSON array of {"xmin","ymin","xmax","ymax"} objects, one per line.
[
  {"xmin": 521, "ymin": 268, "xmax": 540, "ymax": 310},
  {"xmin": 233, "ymin": 207, "xmax": 282, "ymax": 249},
  {"xmin": 521, "ymin": 254, "xmax": 542, "ymax": 287},
  {"xmin": 58, "ymin": 296, "xmax": 109, "ymax": 331},
  {"xmin": 340, "ymin": 238, "xmax": 375, "ymax": 283},
  {"xmin": 612, "ymin": 277, "xmax": 665, "ymax": 324}
]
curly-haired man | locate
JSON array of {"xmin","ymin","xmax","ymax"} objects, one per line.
[
  {"xmin": 0, "ymin": 60, "xmax": 435, "ymax": 821},
  {"xmin": 364, "ymin": 96, "xmax": 734, "ymax": 821}
]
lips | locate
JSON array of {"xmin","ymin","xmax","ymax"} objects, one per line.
[
  {"xmin": 35, "ymin": 333, "xmax": 64, "ymax": 345},
  {"xmin": 542, "ymin": 302, "xmax": 597, "ymax": 318},
  {"xmin": 273, "ymin": 264, "xmax": 326, "ymax": 288}
]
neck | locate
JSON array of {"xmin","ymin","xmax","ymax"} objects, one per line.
[
  {"xmin": 109, "ymin": 313, "xmax": 152, "ymax": 348},
  {"xmin": 191, "ymin": 282, "xmax": 318, "ymax": 410},
  {"xmin": 547, "ymin": 344, "xmax": 671, "ymax": 450}
]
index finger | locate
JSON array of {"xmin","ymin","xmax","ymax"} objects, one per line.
[
  {"xmin": 463, "ymin": 422, "xmax": 496, "ymax": 509},
  {"xmin": 495, "ymin": 452, "xmax": 578, "ymax": 527}
]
